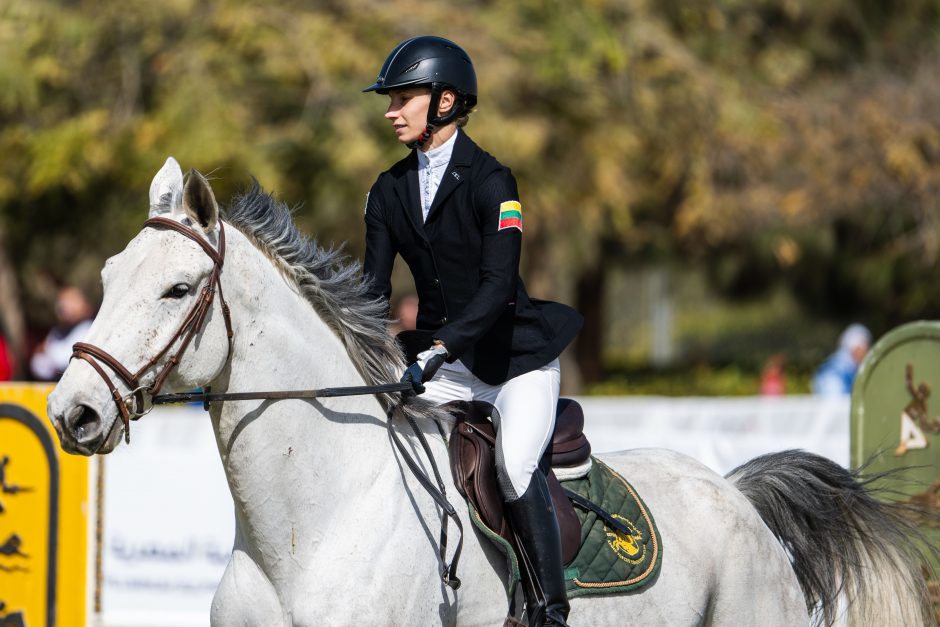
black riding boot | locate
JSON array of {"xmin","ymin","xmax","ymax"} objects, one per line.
[{"xmin": 504, "ymin": 469, "xmax": 571, "ymax": 627}]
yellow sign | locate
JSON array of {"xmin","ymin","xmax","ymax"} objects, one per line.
[{"xmin": 0, "ymin": 383, "xmax": 89, "ymax": 626}]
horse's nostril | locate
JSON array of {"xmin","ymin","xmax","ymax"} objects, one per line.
[{"xmin": 68, "ymin": 404, "xmax": 101, "ymax": 441}]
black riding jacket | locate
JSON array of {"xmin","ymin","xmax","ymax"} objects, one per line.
[{"xmin": 363, "ymin": 130, "xmax": 582, "ymax": 385}]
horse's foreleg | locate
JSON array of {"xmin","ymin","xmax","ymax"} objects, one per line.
[{"xmin": 211, "ymin": 549, "xmax": 285, "ymax": 626}]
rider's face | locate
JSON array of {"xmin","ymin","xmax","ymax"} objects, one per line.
[{"xmin": 385, "ymin": 87, "xmax": 431, "ymax": 145}]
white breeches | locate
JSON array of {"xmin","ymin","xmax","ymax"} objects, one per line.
[{"xmin": 422, "ymin": 358, "xmax": 561, "ymax": 500}]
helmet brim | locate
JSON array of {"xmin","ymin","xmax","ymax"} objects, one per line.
[{"xmin": 362, "ymin": 76, "xmax": 434, "ymax": 95}]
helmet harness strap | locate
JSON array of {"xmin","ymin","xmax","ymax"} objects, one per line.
[
  {"xmin": 408, "ymin": 124, "xmax": 436, "ymax": 150},
  {"xmin": 408, "ymin": 83, "xmax": 463, "ymax": 150}
]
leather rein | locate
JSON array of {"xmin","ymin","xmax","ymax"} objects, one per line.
[
  {"xmin": 72, "ymin": 216, "xmax": 416, "ymax": 441},
  {"xmin": 70, "ymin": 215, "xmax": 460, "ymax": 589}
]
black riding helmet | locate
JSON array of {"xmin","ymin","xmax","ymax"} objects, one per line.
[{"xmin": 364, "ymin": 36, "xmax": 478, "ymax": 147}]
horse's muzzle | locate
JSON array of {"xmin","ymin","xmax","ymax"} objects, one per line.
[{"xmin": 53, "ymin": 402, "xmax": 114, "ymax": 456}]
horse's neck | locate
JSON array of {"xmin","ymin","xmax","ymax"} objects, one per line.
[{"xmin": 209, "ymin": 231, "xmax": 397, "ymax": 538}]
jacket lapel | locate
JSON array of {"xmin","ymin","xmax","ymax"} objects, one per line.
[
  {"xmin": 426, "ymin": 130, "xmax": 473, "ymax": 222},
  {"xmin": 392, "ymin": 152, "xmax": 427, "ymax": 240}
]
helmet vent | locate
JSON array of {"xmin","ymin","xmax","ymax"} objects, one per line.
[{"xmin": 403, "ymin": 62, "xmax": 420, "ymax": 74}]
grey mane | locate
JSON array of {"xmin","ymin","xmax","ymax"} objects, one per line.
[{"xmin": 223, "ymin": 183, "xmax": 443, "ymax": 424}]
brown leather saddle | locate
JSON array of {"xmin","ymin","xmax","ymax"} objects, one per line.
[{"xmin": 443, "ymin": 398, "xmax": 592, "ymax": 565}]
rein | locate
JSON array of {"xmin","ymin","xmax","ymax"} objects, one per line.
[
  {"xmin": 153, "ymin": 384, "xmax": 463, "ymax": 589},
  {"xmin": 151, "ymin": 382, "xmax": 413, "ymax": 406},
  {"xmin": 72, "ymin": 214, "xmax": 463, "ymax": 588},
  {"xmin": 387, "ymin": 405, "xmax": 463, "ymax": 590}
]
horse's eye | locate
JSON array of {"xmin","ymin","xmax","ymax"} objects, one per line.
[{"xmin": 164, "ymin": 283, "xmax": 191, "ymax": 299}]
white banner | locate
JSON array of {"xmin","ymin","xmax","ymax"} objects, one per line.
[
  {"xmin": 99, "ymin": 405, "xmax": 233, "ymax": 627},
  {"xmin": 96, "ymin": 395, "xmax": 850, "ymax": 626},
  {"xmin": 575, "ymin": 395, "xmax": 850, "ymax": 475}
]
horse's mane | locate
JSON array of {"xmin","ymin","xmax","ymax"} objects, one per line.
[{"xmin": 222, "ymin": 183, "xmax": 442, "ymax": 424}]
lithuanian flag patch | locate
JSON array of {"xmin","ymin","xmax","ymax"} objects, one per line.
[{"xmin": 498, "ymin": 201, "xmax": 523, "ymax": 232}]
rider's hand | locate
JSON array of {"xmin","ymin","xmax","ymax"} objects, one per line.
[{"xmin": 400, "ymin": 344, "xmax": 448, "ymax": 395}]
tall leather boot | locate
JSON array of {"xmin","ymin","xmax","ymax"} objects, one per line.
[{"xmin": 504, "ymin": 469, "xmax": 571, "ymax": 626}]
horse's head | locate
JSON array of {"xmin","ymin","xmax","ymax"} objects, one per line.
[{"xmin": 48, "ymin": 158, "xmax": 233, "ymax": 455}]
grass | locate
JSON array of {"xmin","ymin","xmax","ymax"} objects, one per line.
[{"xmin": 586, "ymin": 363, "xmax": 813, "ymax": 396}]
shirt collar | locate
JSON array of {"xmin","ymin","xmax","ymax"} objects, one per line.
[{"xmin": 417, "ymin": 130, "xmax": 458, "ymax": 169}]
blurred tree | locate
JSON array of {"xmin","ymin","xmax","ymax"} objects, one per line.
[{"xmin": 1, "ymin": 0, "xmax": 940, "ymax": 384}]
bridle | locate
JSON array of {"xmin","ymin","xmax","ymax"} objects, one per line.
[
  {"xmin": 69, "ymin": 215, "xmax": 411, "ymax": 437},
  {"xmin": 68, "ymin": 214, "xmax": 463, "ymax": 589},
  {"xmin": 72, "ymin": 216, "xmax": 233, "ymax": 444}
]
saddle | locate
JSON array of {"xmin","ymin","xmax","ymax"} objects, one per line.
[{"xmin": 444, "ymin": 398, "xmax": 592, "ymax": 565}]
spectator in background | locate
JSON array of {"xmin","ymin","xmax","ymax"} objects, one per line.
[
  {"xmin": 812, "ymin": 323, "xmax": 872, "ymax": 396},
  {"xmin": 30, "ymin": 285, "xmax": 94, "ymax": 381},
  {"xmin": 759, "ymin": 354, "xmax": 786, "ymax": 396},
  {"xmin": 0, "ymin": 323, "xmax": 13, "ymax": 382}
]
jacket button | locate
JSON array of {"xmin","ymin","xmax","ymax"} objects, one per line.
[
  {"xmin": 432, "ymin": 278, "xmax": 440, "ymax": 287},
  {"xmin": 440, "ymin": 316, "xmax": 448, "ymax": 324}
]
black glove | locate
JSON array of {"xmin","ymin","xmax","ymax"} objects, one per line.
[{"xmin": 400, "ymin": 344, "xmax": 448, "ymax": 395}]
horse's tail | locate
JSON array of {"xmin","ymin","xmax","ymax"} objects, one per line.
[{"xmin": 726, "ymin": 449, "xmax": 934, "ymax": 627}]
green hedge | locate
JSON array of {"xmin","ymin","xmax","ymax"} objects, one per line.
[{"xmin": 586, "ymin": 365, "xmax": 813, "ymax": 397}]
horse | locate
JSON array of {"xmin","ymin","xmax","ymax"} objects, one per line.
[{"xmin": 47, "ymin": 158, "xmax": 933, "ymax": 626}]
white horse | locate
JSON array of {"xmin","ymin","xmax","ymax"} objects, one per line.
[{"xmin": 48, "ymin": 158, "xmax": 933, "ymax": 626}]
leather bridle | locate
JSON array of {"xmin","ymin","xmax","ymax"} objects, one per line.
[
  {"xmin": 67, "ymin": 214, "xmax": 463, "ymax": 588},
  {"xmin": 72, "ymin": 216, "xmax": 233, "ymax": 444}
]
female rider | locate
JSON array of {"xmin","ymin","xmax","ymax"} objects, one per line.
[{"xmin": 362, "ymin": 36, "xmax": 582, "ymax": 627}]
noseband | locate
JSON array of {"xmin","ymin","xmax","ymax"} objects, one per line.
[
  {"xmin": 72, "ymin": 216, "xmax": 233, "ymax": 443},
  {"xmin": 67, "ymin": 215, "xmax": 464, "ymax": 588}
]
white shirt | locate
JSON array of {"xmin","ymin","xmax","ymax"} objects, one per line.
[{"xmin": 416, "ymin": 131, "xmax": 458, "ymax": 222}]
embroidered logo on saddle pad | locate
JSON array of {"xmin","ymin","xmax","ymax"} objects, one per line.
[{"xmin": 605, "ymin": 514, "xmax": 646, "ymax": 564}]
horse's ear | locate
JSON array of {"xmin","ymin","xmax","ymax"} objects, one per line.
[
  {"xmin": 149, "ymin": 157, "xmax": 183, "ymax": 217},
  {"xmin": 182, "ymin": 169, "xmax": 219, "ymax": 232}
]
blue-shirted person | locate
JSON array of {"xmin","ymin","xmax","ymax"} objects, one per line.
[{"xmin": 812, "ymin": 323, "xmax": 872, "ymax": 396}]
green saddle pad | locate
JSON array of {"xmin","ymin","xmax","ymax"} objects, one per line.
[
  {"xmin": 561, "ymin": 457, "xmax": 662, "ymax": 598},
  {"xmin": 466, "ymin": 456, "xmax": 662, "ymax": 601}
]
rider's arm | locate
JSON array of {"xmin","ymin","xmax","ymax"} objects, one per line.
[
  {"xmin": 363, "ymin": 181, "xmax": 396, "ymax": 317},
  {"xmin": 433, "ymin": 168, "xmax": 521, "ymax": 361}
]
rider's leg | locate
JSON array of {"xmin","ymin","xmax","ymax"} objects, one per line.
[
  {"xmin": 487, "ymin": 359, "xmax": 560, "ymax": 500},
  {"xmin": 504, "ymin": 469, "xmax": 569, "ymax": 627},
  {"xmin": 420, "ymin": 360, "xmax": 474, "ymax": 405},
  {"xmin": 484, "ymin": 359, "xmax": 569, "ymax": 627}
]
